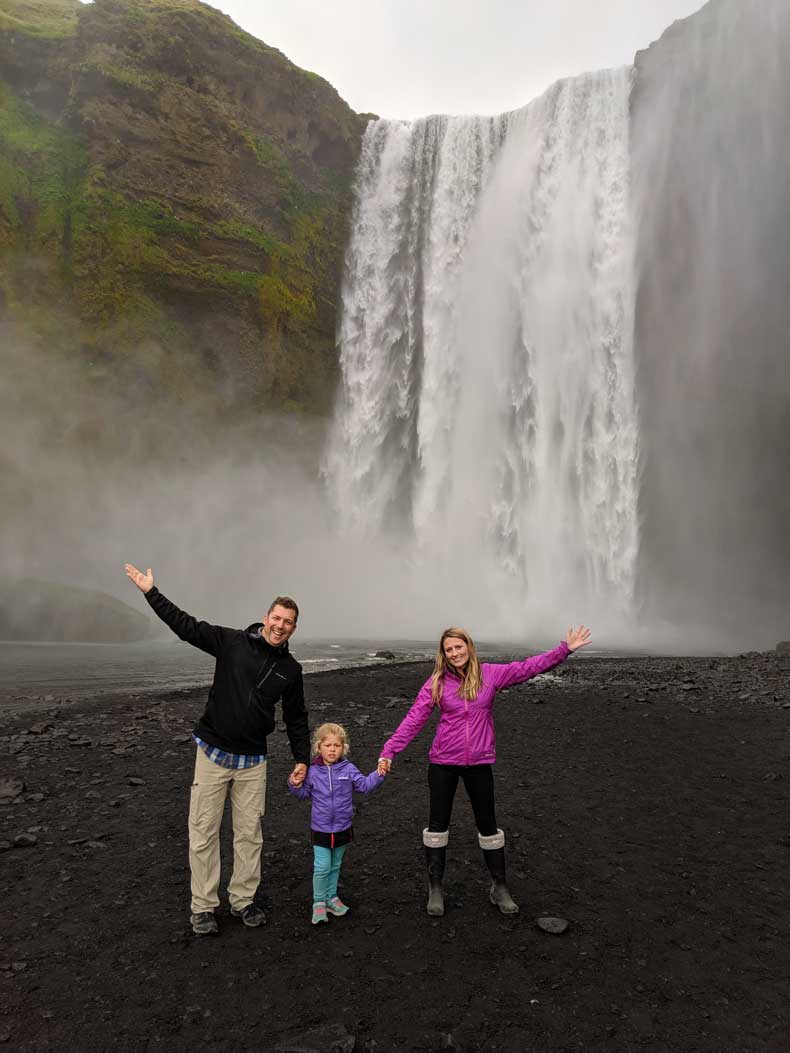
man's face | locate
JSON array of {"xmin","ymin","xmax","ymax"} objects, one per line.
[{"xmin": 262, "ymin": 604, "xmax": 298, "ymax": 647}]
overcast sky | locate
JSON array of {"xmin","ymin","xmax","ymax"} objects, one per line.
[{"xmin": 208, "ymin": 0, "xmax": 708, "ymax": 118}]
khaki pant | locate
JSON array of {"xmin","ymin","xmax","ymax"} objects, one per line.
[{"xmin": 188, "ymin": 746, "xmax": 268, "ymax": 914}]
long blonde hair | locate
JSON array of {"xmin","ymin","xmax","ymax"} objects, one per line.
[{"xmin": 430, "ymin": 627, "xmax": 482, "ymax": 705}]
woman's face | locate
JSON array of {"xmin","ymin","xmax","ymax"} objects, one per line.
[
  {"xmin": 443, "ymin": 636, "xmax": 470, "ymax": 671},
  {"xmin": 318, "ymin": 734, "xmax": 344, "ymax": 764}
]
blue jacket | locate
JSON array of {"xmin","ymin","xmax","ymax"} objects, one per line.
[{"xmin": 288, "ymin": 756, "xmax": 384, "ymax": 833}]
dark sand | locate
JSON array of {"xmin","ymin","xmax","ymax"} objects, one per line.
[{"xmin": 1, "ymin": 654, "xmax": 789, "ymax": 1051}]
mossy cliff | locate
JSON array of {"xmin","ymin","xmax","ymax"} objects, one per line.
[{"xmin": 0, "ymin": 0, "xmax": 371, "ymax": 414}]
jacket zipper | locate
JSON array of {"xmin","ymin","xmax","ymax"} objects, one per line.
[
  {"xmin": 328, "ymin": 763, "xmax": 334, "ymax": 832},
  {"xmin": 464, "ymin": 698, "xmax": 470, "ymax": 765}
]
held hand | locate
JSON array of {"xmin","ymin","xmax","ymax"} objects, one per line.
[
  {"xmin": 377, "ymin": 758, "xmax": 391, "ymax": 776},
  {"xmin": 290, "ymin": 763, "xmax": 307, "ymax": 787},
  {"xmin": 566, "ymin": 625, "xmax": 592, "ymax": 652},
  {"xmin": 125, "ymin": 563, "xmax": 154, "ymax": 594}
]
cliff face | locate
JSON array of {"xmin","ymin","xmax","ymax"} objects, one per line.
[
  {"xmin": 0, "ymin": 0, "xmax": 370, "ymax": 414},
  {"xmin": 631, "ymin": 0, "xmax": 790, "ymax": 631}
]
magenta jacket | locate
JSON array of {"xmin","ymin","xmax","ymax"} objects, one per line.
[{"xmin": 379, "ymin": 643, "xmax": 571, "ymax": 767}]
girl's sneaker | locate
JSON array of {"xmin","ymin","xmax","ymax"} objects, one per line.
[
  {"xmin": 326, "ymin": 896, "xmax": 349, "ymax": 917},
  {"xmin": 311, "ymin": 901, "xmax": 328, "ymax": 925}
]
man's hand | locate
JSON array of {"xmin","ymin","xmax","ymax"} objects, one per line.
[
  {"xmin": 377, "ymin": 758, "xmax": 391, "ymax": 776},
  {"xmin": 289, "ymin": 763, "xmax": 307, "ymax": 787},
  {"xmin": 566, "ymin": 625, "xmax": 592, "ymax": 652},
  {"xmin": 125, "ymin": 564, "xmax": 154, "ymax": 594}
]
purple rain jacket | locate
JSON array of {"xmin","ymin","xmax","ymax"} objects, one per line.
[
  {"xmin": 379, "ymin": 642, "xmax": 571, "ymax": 767},
  {"xmin": 287, "ymin": 756, "xmax": 385, "ymax": 833}
]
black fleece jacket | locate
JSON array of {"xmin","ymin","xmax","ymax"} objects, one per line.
[{"xmin": 145, "ymin": 587, "xmax": 309, "ymax": 762}]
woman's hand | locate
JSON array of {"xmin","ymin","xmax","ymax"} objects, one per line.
[
  {"xmin": 566, "ymin": 625, "xmax": 592, "ymax": 652},
  {"xmin": 377, "ymin": 758, "xmax": 391, "ymax": 776}
]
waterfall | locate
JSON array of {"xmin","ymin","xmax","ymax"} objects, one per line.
[{"xmin": 325, "ymin": 68, "xmax": 638, "ymax": 639}]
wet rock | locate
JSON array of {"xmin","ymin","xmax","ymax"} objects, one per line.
[
  {"xmin": 28, "ymin": 722, "xmax": 53, "ymax": 734},
  {"xmin": 275, "ymin": 1024, "xmax": 356, "ymax": 1052},
  {"xmin": 13, "ymin": 833, "xmax": 37, "ymax": 847},
  {"xmin": 0, "ymin": 778, "xmax": 24, "ymax": 802},
  {"xmin": 775, "ymin": 641, "xmax": 790, "ymax": 653},
  {"xmin": 0, "ymin": 841, "xmax": 12, "ymax": 852},
  {"xmin": 27, "ymin": 793, "xmax": 45, "ymax": 803},
  {"xmin": 536, "ymin": 916, "xmax": 569, "ymax": 935},
  {"xmin": 128, "ymin": 778, "xmax": 145, "ymax": 786},
  {"xmin": 374, "ymin": 651, "xmax": 396, "ymax": 660}
]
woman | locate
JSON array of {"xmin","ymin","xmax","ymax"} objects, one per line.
[{"xmin": 377, "ymin": 624, "xmax": 591, "ymax": 916}]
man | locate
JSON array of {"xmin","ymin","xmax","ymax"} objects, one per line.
[{"xmin": 124, "ymin": 563, "xmax": 309, "ymax": 936}]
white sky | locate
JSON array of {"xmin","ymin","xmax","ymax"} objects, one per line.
[{"xmin": 208, "ymin": 0, "xmax": 708, "ymax": 118}]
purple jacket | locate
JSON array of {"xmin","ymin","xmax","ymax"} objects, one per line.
[
  {"xmin": 288, "ymin": 756, "xmax": 384, "ymax": 833},
  {"xmin": 379, "ymin": 642, "xmax": 571, "ymax": 767}
]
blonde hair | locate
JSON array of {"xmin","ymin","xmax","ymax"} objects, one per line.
[
  {"xmin": 430, "ymin": 627, "xmax": 482, "ymax": 706},
  {"xmin": 311, "ymin": 722, "xmax": 350, "ymax": 758}
]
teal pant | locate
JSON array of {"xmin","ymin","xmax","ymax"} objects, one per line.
[{"xmin": 313, "ymin": 844, "xmax": 347, "ymax": 903}]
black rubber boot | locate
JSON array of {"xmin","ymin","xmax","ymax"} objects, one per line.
[
  {"xmin": 482, "ymin": 847, "xmax": 519, "ymax": 914},
  {"xmin": 425, "ymin": 846, "xmax": 446, "ymax": 916}
]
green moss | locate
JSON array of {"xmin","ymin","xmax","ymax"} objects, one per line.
[{"xmin": 0, "ymin": 0, "xmax": 79, "ymax": 39}]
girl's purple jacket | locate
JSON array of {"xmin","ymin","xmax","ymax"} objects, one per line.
[
  {"xmin": 288, "ymin": 756, "xmax": 384, "ymax": 833},
  {"xmin": 379, "ymin": 643, "xmax": 571, "ymax": 767}
]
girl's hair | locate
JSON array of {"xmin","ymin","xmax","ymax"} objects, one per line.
[
  {"xmin": 430, "ymin": 627, "xmax": 482, "ymax": 705},
  {"xmin": 311, "ymin": 722, "xmax": 350, "ymax": 758}
]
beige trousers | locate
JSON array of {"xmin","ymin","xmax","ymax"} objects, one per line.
[{"xmin": 188, "ymin": 746, "xmax": 268, "ymax": 914}]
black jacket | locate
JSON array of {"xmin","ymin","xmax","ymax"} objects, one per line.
[{"xmin": 145, "ymin": 587, "xmax": 309, "ymax": 762}]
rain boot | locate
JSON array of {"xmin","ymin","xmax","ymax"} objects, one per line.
[
  {"xmin": 479, "ymin": 829, "xmax": 519, "ymax": 914},
  {"xmin": 423, "ymin": 829, "xmax": 449, "ymax": 916}
]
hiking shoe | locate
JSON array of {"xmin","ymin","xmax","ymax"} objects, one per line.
[
  {"xmin": 427, "ymin": 885, "xmax": 445, "ymax": 917},
  {"xmin": 326, "ymin": 896, "xmax": 349, "ymax": 917},
  {"xmin": 190, "ymin": 911, "xmax": 218, "ymax": 936},
  {"xmin": 312, "ymin": 901, "xmax": 328, "ymax": 925},
  {"xmin": 231, "ymin": 903, "xmax": 267, "ymax": 928}
]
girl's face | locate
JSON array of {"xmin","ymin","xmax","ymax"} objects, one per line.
[
  {"xmin": 318, "ymin": 734, "xmax": 344, "ymax": 764},
  {"xmin": 443, "ymin": 636, "xmax": 469, "ymax": 671}
]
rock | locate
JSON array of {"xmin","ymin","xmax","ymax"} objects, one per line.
[
  {"xmin": 0, "ymin": 841, "xmax": 12, "ymax": 852},
  {"xmin": 13, "ymin": 833, "xmax": 37, "ymax": 848},
  {"xmin": 275, "ymin": 1023, "xmax": 356, "ymax": 1052},
  {"xmin": 536, "ymin": 916, "xmax": 569, "ymax": 935},
  {"xmin": 0, "ymin": 579, "xmax": 151, "ymax": 643},
  {"xmin": 28, "ymin": 722, "xmax": 52, "ymax": 734},
  {"xmin": 27, "ymin": 793, "xmax": 45, "ymax": 803},
  {"xmin": 374, "ymin": 651, "xmax": 397, "ymax": 660},
  {"xmin": 0, "ymin": 778, "xmax": 24, "ymax": 802},
  {"xmin": 776, "ymin": 641, "xmax": 790, "ymax": 653},
  {"xmin": 128, "ymin": 778, "xmax": 145, "ymax": 786}
]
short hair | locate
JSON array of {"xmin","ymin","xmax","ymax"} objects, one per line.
[
  {"xmin": 311, "ymin": 722, "xmax": 349, "ymax": 758},
  {"xmin": 267, "ymin": 596, "xmax": 299, "ymax": 622}
]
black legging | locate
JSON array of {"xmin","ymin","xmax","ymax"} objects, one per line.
[{"xmin": 427, "ymin": 763, "xmax": 498, "ymax": 836}]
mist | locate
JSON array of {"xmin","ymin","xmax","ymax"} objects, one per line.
[{"xmin": 3, "ymin": 1, "xmax": 788, "ymax": 656}]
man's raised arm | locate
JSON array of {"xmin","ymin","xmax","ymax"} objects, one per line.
[{"xmin": 124, "ymin": 563, "xmax": 230, "ymax": 657}]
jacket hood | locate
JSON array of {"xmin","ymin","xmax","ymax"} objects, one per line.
[
  {"xmin": 310, "ymin": 755, "xmax": 351, "ymax": 768},
  {"xmin": 245, "ymin": 622, "xmax": 290, "ymax": 654}
]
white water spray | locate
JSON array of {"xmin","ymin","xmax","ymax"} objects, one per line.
[{"xmin": 326, "ymin": 69, "xmax": 639, "ymax": 639}]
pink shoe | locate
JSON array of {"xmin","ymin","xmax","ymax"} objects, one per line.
[
  {"xmin": 311, "ymin": 901, "xmax": 328, "ymax": 925},
  {"xmin": 326, "ymin": 896, "xmax": 349, "ymax": 917}
]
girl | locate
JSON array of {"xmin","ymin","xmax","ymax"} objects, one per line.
[
  {"xmin": 288, "ymin": 722, "xmax": 386, "ymax": 924},
  {"xmin": 377, "ymin": 625, "xmax": 591, "ymax": 916}
]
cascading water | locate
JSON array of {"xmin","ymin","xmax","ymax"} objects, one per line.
[{"xmin": 325, "ymin": 68, "xmax": 638, "ymax": 640}]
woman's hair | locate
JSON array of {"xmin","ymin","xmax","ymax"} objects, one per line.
[
  {"xmin": 311, "ymin": 722, "xmax": 350, "ymax": 758},
  {"xmin": 430, "ymin": 627, "xmax": 482, "ymax": 705}
]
